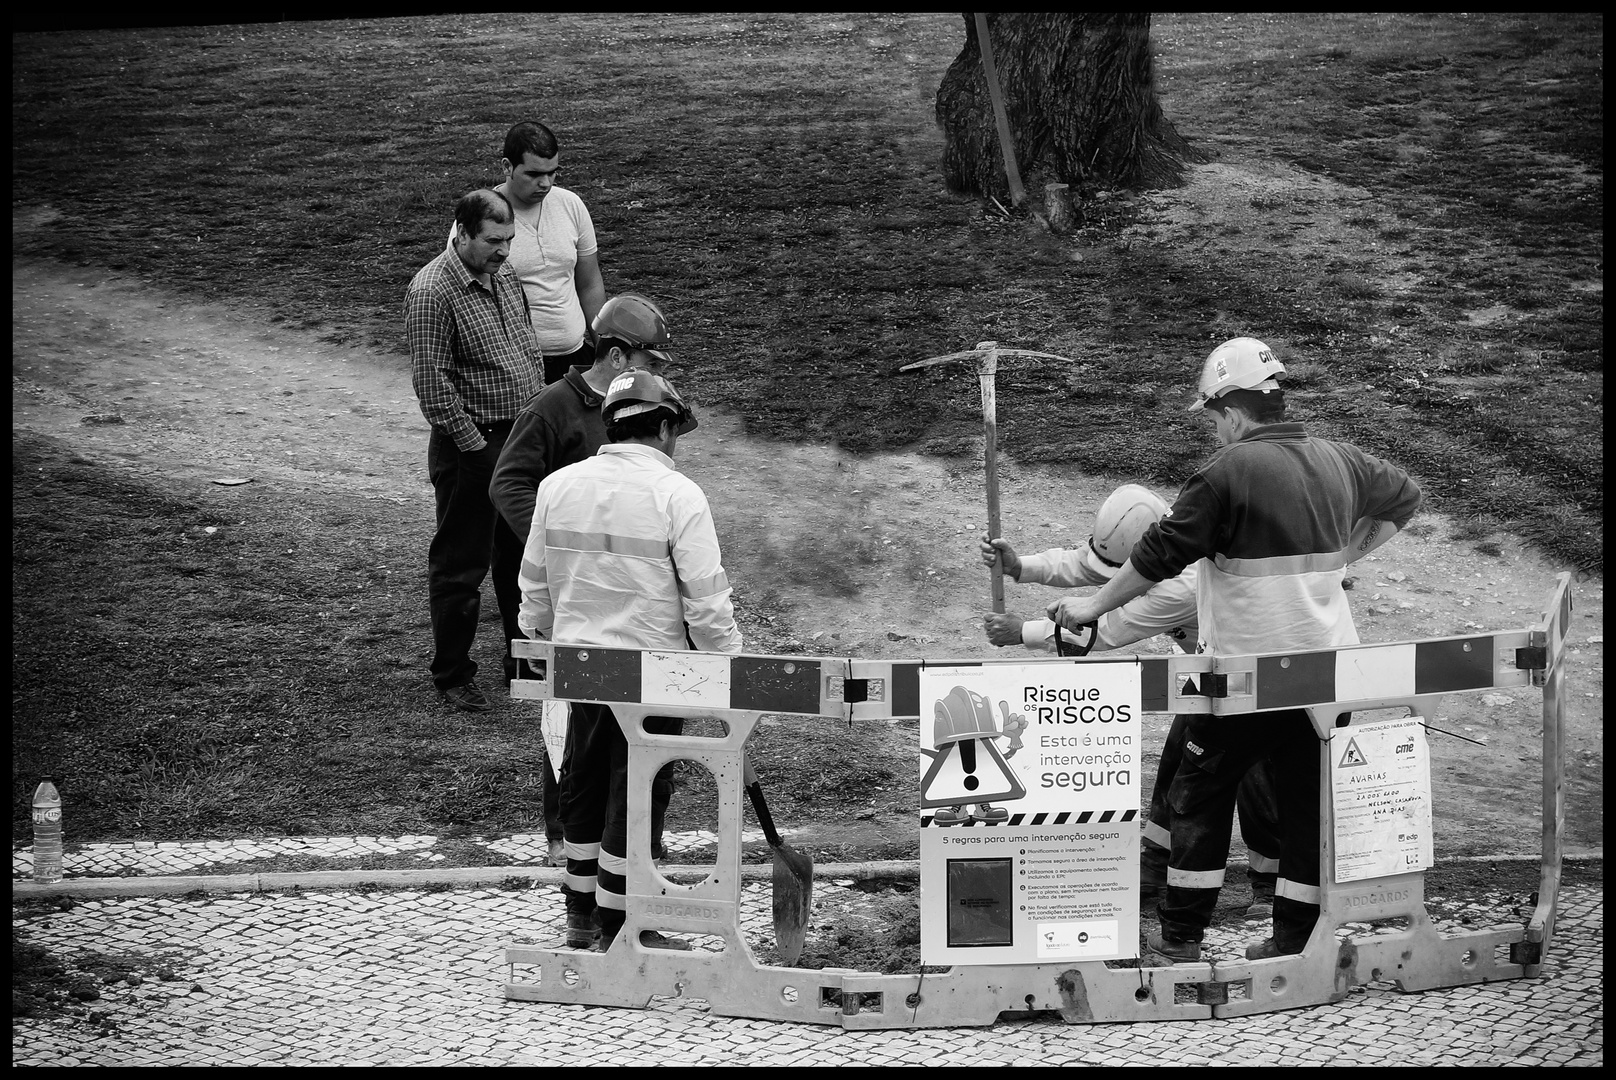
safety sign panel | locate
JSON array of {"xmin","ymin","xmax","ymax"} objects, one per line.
[
  {"xmin": 1330, "ymin": 717, "xmax": 1434, "ymax": 882},
  {"xmin": 917, "ymin": 662, "xmax": 1142, "ymax": 966}
]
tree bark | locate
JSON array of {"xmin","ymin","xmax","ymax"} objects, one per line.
[{"xmin": 936, "ymin": 12, "xmax": 1199, "ymax": 199}]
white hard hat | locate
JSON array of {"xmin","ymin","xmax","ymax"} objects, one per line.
[
  {"xmin": 1090, "ymin": 484, "xmax": 1170, "ymax": 568},
  {"xmin": 1187, "ymin": 337, "xmax": 1285, "ymax": 412}
]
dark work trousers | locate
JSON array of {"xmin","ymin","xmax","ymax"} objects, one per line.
[
  {"xmin": 542, "ymin": 342, "xmax": 595, "ymax": 386},
  {"xmin": 1159, "ymin": 708, "xmax": 1323, "ymax": 951},
  {"xmin": 1142, "ymin": 714, "xmax": 1281, "ymax": 891},
  {"xmin": 425, "ymin": 422, "xmax": 525, "ymax": 693},
  {"xmin": 559, "ymin": 702, "xmax": 683, "ymax": 937}
]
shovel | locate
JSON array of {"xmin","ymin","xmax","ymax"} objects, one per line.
[{"xmin": 743, "ymin": 757, "xmax": 814, "ymax": 964}]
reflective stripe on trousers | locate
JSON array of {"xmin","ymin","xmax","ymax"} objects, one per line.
[
  {"xmin": 1158, "ymin": 708, "xmax": 1322, "ymax": 949},
  {"xmin": 1144, "ymin": 714, "xmax": 1283, "ymax": 889},
  {"xmin": 559, "ymin": 701, "xmax": 683, "ymax": 932}
]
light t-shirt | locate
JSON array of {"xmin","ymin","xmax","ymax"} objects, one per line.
[{"xmin": 446, "ymin": 185, "xmax": 598, "ymax": 355}]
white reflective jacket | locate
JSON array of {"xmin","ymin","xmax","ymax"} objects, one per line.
[
  {"xmin": 519, "ymin": 443, "xmax": 742, "ymax": 654},
  {"xmin": 1017, "ymin": 544, "xmax": 1198, "ymax": 653}
]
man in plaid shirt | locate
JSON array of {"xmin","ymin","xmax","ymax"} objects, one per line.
[{"xmin": 407, "ymin": 189, "xmax": 543, "ymax": 712}]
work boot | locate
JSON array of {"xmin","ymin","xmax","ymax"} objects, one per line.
[
  {"xmin": 930, "ymin": 806, "xmax": 968, "ymax": 826},
  {"xmin": 638, "ymin": 931, "xmax": 692, "ymax": 951},
  {"xmin": 564, "ymin": 909, "xmax": 600, "ymax": 950},
  {"xmin": 1245, "ymin": 879, "xmax": 1275, "ymax": 921},
  {"xmin": 1142, "ymin": 930, "xmax": 1202, "ymax": 966},
  {"xmin": 439, "ymin": 680, "xmax": 491, "ymax": 713},
  {"xmin": 1244, "ymin": 936, "xmax": 1301, "ymax": 961},
  {"xmin": 971, "ymin": 803, "xmax": 1009, "ymax": 824},
  {"xmin": 597, "ymin": 929, "xmax": 693, "ymax": 953}
]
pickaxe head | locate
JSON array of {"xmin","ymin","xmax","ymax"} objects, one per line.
[
  {"xmin": 900, "ymin": 340, "xmax": 1003, "ymax": 377},
  {"xmin": 897, "ymin": 341, "xmax": 1077, "ymax": 377},
  {"xmin": 896, "ymin": 341, "xmax": 1080, "ymax": 615}
]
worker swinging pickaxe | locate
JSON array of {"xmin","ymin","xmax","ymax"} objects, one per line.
[{"xmin": 899, "ymin": 341, "xmax": 1098, "ymax": 651}]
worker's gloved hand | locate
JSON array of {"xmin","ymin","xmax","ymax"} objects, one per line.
[
  {"xmin": 978, "ymin": 533, "xmax": 1022, "ymax": 580},
  {"xmin": 983, "ymin": 611, "xmax": 1025, "ymax": 648},
  {"xmin": 513, "ymin": 630, "xmax": 548, "ymax": 680}
]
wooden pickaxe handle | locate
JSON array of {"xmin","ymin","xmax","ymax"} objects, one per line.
[
  {"xmin": 978, "ymin": 344, "xmax": 1004, "ymax": 614},
  {"xmin": 898, "ymin": 341, "xmax": 1079, "ymax": 617}
]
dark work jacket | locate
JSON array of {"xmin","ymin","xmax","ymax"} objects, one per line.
[
  {"xmin": 490, "ymin": 366, "xmax": 607, "ymax": 542},
  {"xmin": 1130, "ymin": 423, "xmax": 1422, "ymax": 655}
]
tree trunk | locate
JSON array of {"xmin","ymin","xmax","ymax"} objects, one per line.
[{"xmin": 935, "ymin": 12, "xmax": 1199, "ymax": 199}]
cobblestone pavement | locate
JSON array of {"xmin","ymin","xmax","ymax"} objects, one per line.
[
  {"xmin": 11, "ymin": 830, "xmax": 755, "ymax": 879},
  {"xmin": 12, "ymin": 864, "xmax": 1604, "ymax": 1066}
]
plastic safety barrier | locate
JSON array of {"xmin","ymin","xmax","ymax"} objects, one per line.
[{"xmin": 503, "ymin": 573, "xmax": 1571, "ymax": 1026}]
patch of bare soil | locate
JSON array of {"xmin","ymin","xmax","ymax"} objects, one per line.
[
  {"xmin": 12, "ymin": 898, "xmax": 195, "ymax": 1032},
  {"xmin": 10, "ymin": 250, "xmax": 1603, "ymax": 861},
  {"xmin": 790, "ymin": 857, "xmax": 1601, "ymax": 975}
]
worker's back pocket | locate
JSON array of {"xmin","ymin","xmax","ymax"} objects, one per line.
[{"xmin": 1166, "ymin": 722, "xmax": 1232, "ymax": 817}]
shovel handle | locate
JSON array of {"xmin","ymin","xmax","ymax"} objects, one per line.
[
  {"xmin": 1054, "ymin": 621, "xmax": 1098, "ymax": 657},
  {"xmin": 743, "ymin": 758, "xmax": 785, "ymax": 848}
]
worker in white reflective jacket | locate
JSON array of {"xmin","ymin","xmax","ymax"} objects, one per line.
[
  {"xmin": 519, "ymin": 369, "xmax": 742, "ymax": 954},
  {"xmin": 981, "ymin": 484, "xmax": 1280, "ymax": 923}
]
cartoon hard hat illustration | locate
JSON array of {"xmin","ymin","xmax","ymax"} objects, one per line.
[{"xmin": 933, "ymin": 686, "xmax": 999, "ymax": 748}]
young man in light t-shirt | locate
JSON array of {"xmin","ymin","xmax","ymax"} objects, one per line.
[{"xmin": 448, "ymin": 121, "xmax": 606, "ymax": 384}]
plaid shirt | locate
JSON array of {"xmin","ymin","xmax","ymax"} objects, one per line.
[{"xmin": 405, "ymin": 246, "xmax": 542, "ymax": 451}]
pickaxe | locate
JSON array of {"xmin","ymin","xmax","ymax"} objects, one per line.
[{"xmin": 899, "ymin": 341, "xmax": 1077, "ymax": 614}]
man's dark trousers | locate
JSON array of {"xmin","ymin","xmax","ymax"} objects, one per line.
[{"xmin": 426, "ymin": 421, "xmax": 524, "ymax": 692}]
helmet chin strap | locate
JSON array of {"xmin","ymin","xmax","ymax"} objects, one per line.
[{"xmin": 1087, "ymin": 535, "xmax": 1124, "ymax": 570}]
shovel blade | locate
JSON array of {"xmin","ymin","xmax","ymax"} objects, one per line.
[{"xmin": 771, "ymin": 844, "xmax": 815, "ymax": 965}]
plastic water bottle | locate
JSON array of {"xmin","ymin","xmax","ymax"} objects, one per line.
[{"xmin": 31, "ymin": 778, "xmax": 63, "ymax": 884}]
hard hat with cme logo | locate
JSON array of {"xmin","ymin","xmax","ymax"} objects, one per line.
[
  {"xmin": 591, "ymin": 293, "xmax": 672, "ymax": 363},
  {"xmin": 1187, "ymin": 336, "xmax": 1285, "ymax": 412},
  {"xmin": 601, "ymin": 369, "xmax": 698, "ymax": 434},
  {"xmin": 933, "ymin": 686, "xmax": 999, "ymax": 748},
  {"xmin": 1090, "ymin": 484, "xmax": 1170, "ymax": 569}
]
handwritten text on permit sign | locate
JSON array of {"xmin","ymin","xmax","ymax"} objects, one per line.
[{"xmin": 1331, "ymin": 718, "xmax": 1434, "ymax": 883}]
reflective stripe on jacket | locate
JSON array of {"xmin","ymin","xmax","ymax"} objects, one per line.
[
  {"xmin": 518, "ymin": 442, "xmax": 742, "ymax": 654},
  {"xmin": 1131, "ymin": 423, "xmax": 1421, "ymax": 655}
]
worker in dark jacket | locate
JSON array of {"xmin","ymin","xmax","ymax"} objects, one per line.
[
  {"xmin": 1049, "ymin": 337, "xmax": 1423, "ymax": 965},
  {"xmin": 490, "ymin": 293, "xmax": 677, "ymax": 867}
]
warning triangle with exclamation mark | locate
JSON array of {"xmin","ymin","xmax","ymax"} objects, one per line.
[{"xmin": 920, "ymin": 738, "xmax": 1026, "ymax": 807}]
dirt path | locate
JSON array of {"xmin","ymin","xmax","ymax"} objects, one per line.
[{"xmin": 11, "ymin": 256, "xmax": 1604, "ymax": 856}]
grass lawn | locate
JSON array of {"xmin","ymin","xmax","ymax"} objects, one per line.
[{"xmin": 11, "ymin": 13, "xmax": 1602, "ymax": 842}]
